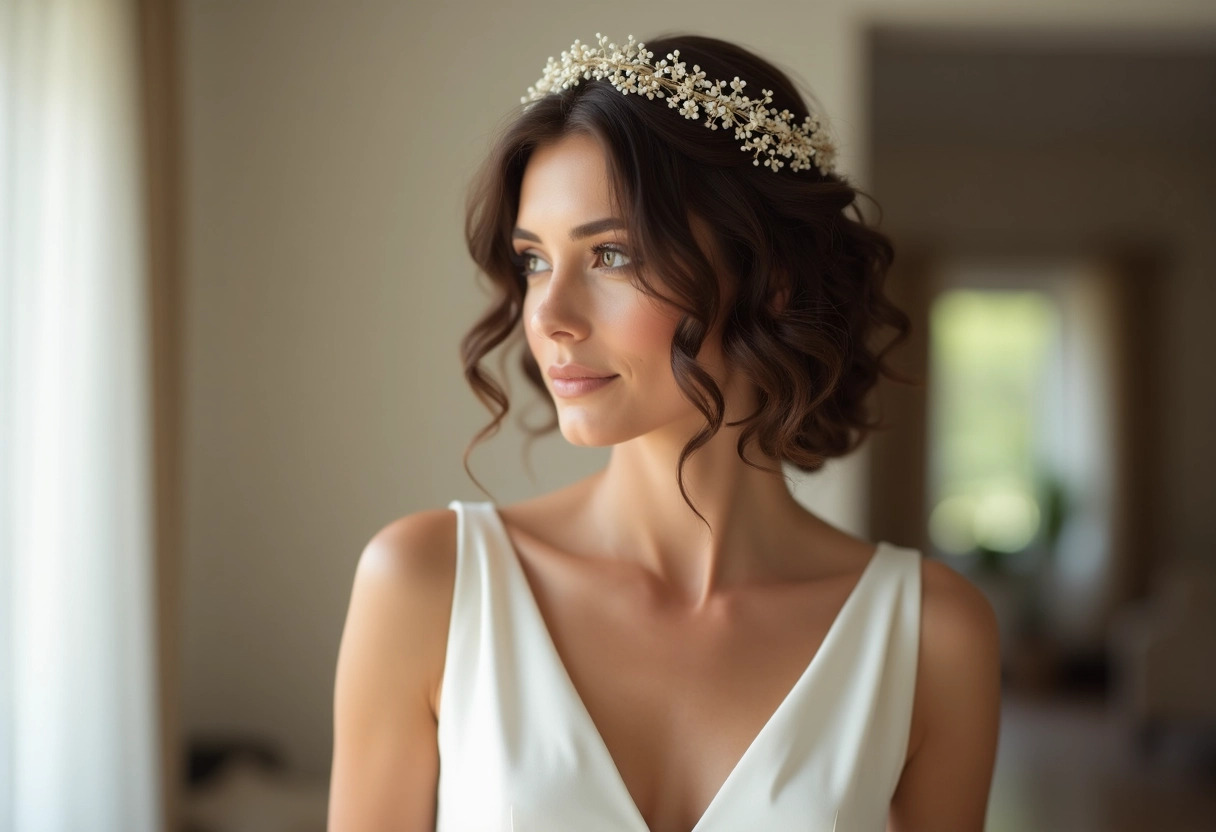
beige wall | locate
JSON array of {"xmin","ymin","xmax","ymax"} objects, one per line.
[{"xmin": 179, "ymin": 0, "xmax": 1216, "ymax": 775}]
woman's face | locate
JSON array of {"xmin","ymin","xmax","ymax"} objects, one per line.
[{"xmin": 513, "ymin": 131, "xmax": 725, "ymax": 447}]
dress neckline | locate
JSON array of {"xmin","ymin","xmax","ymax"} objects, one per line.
[{"xmin": 479, "ymin": 501, "xmax": 888, "ymax": 832}]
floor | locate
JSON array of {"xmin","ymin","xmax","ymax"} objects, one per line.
[{"xmin": 985, "ymin": 688, "xmax": 1216, "ymax": 832}]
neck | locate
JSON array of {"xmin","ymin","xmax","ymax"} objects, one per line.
[{"xmin": 582, "ymin": 402, "xmax": 810, "ymax": 610}]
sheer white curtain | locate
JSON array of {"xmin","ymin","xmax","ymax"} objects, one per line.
[{"xmin": 0, "ymin": 1, "xmax": 162, "ymax": 830}]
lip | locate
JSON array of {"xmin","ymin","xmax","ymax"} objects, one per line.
[
  {"xmin": 551, "ymin": 375, "xmax": 619, "ymax": 398},
  {"xmin": 548, "ymin": 363, "xmax": 616, "ymax": 380}
]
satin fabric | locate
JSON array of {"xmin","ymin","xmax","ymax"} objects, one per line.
[{"xmin": 435, "ymin": 500, "xmax": 922, "ymax": 832}]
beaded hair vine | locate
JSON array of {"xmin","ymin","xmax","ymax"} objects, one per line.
[{"xmin": 520, "ymin": 32, "xmax": 837, "ymax": 176}]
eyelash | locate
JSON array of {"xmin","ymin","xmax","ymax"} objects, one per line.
[{"xmin": 511, "ymin": 242, "xmax": 632, "ymax": 281}]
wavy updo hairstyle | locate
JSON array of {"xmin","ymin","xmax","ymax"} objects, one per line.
[{"xmin": 460, "ymin": 32, "xmax": 914, "ymax": 525}]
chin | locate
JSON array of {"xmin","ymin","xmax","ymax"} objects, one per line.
[
  {"xmin": 555, "ymin": 400, "xmax": 700, "ymax": 447},
  {"xmin": 557, "ymin": 424, "xmax": 623, "ymax": 448},
  {"xmin": 555, "ymin": 411, "xmax": 639, "ymax": 447}
]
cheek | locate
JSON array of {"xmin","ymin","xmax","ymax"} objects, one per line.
[{"xmin": 613, "ymin": 301, "xmax": 680, "ymax": 378}]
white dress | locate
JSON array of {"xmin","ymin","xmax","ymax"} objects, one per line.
[{"xmin": 435, "ymin": 500, "xmax": 922, "ymax": 832}]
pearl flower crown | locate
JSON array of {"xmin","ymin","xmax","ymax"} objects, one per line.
[{"xmin": 520, "ymin": 32, "xmax": 837, "ymax": 176}]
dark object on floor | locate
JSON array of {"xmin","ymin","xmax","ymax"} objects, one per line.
[{"xmin": 186, "ymin": 735, "xmax": 285, "ymax": 787}]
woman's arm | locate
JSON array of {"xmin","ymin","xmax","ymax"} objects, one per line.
[
  {"xmin": 888, "ymin": 559, "xmax": 1003, "ymax": 832},
  {"xmin": 328, "ymin": 510, "xmax": 458, "ymax": 832}
]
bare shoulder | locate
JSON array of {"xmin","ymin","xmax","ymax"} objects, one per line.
[
  {"xmin": 888, "ymin": 556, "xmax": 1002, "ymax": 832},
  {"xmin": 356, "ymin": 507, "xmax": 460, "ymax": 715},
  {"xmin": 358, "ymin": 508, "xmax": 459, "ymax": 587},
  {"xmin": 918, "ymin": 557, "xmax": 1002, "ymax": 668},
  {"xmin": 328, "ymin": 508, "xmax": 458, "ymax": 831},
  {"xmin": 911, "ymin": 557, "xmax": 1002, "ymax": 747}
]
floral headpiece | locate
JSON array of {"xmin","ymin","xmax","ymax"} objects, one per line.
[{"xmin": 521, "ymin": 32, "xmax": 837, "ymax": 176}]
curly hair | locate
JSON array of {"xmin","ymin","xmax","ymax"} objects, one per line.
[{"xmin": 459, "ymin": 32, "xmax": 915, "ymax": 527}]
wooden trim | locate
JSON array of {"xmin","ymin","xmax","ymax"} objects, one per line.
[
  {"xmin": 867, "ymin": 242, "xmax": 933, "ymax": 555},
  {"xmin": 136, "ymin": 0, "xmax": 184, "ymax": 828},
  {"xmin": 1098, "ymin": 243, "xmax": 1167, "ymax": 604}
]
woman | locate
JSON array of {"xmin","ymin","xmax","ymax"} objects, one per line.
[{"xmin": 329, "ymin": 32, "xmax": 1001, "ymax": 832}]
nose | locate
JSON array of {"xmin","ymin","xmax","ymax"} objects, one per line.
[{"xmin": 527, "ymin": 265, "xmax": 591, "ymax": 342}]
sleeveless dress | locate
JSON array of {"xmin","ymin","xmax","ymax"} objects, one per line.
[{"xmin": 436, "ymin": 499, "xmax": 922, "ymax": 832}]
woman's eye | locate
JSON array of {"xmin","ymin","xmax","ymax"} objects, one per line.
[
  {"xmin": 512, "ymin": 252, "xmax": 549, "ymax": 279},
  {"xmin": 596, "ymin": 245, "xmax": 632, "ymax": 270},
  {"xmin": 521, "ymin": 253, "xmax": 549, "ymax": 275},
  {"xmin": 513, "ymin": 244, "xmax": 632, "ymax": 280}
]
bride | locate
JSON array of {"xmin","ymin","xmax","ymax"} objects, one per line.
[{"xmin": 329, "ymin": 31, "xmax": 1001, "ymax": 832}]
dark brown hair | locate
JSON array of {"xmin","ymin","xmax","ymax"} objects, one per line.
[{"xmin": 459, "ymin": 32, "xmax": 914, "ymax": 526}]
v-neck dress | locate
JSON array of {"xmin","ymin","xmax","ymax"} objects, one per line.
[{"xmin": 436, "ymin": 500, "xmax": 922, "ymax": 832}]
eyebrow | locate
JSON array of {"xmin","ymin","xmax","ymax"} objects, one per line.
[{"xmin": 511, "ymin": 217, "xmax": 626, "ymax": 243}]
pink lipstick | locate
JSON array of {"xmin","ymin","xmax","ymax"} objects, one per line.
[{"xmin": 551, "ymin": 375, "xmax": 618, "ymax": 397}]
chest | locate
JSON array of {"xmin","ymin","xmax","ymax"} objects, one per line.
[
  {"xmin": 435, "ymin": 502, "xmax": 921, "ymax": 832},
  {"xmin": 510, "ymin": 548, "xmax": 882, "ymax": 832}
]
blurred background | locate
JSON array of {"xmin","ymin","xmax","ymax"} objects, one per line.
[{"xmin": 2, "ymin": 1, "xmax": 1214, "ymax": 831}]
